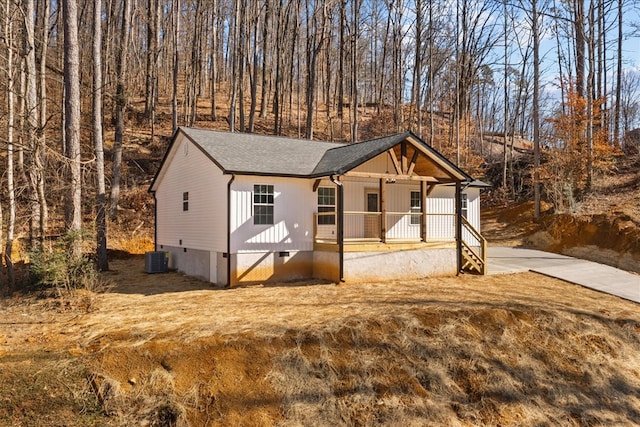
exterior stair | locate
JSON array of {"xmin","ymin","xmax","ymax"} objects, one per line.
[{"xmin": 460, "ymin": 216, "xmax": 487, "ymax": 275}]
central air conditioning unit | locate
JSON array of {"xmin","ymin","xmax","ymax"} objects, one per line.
[{"xmin": 145, "ymin": 251, "xmax": 169, "ymax": 273}]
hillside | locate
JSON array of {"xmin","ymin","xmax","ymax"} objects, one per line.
[
  {"xmin": 1, "ymin": 259, "xmax": 639, "ymax": 426},
  {"xmin": 2, "ymin": 96, "xmax": 640, "ymax": 425},
  {"xmin": 481, "ymin": 154, "xmax": 640, "ymax": 274}
]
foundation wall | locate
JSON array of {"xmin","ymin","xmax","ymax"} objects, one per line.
[
  {"xmin": 231, "ymin": 251, "xmax": 314, "ymax": 285},
  {"xmin": 160, "ymin": 245, "xmax": 457, "ymax": 286},
  {"xmin": 343, "ymin": 248, "xmax": 457, "ymax": 283},
  {"xmin": 160, "ymin": 245, "xmax": 213, "ymax": 282}
]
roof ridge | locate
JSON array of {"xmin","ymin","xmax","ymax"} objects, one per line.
[{"xmin": 180, "ymin": 126, "xmax": 347, "ymax": 147}]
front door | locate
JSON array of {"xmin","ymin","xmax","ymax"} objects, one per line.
[{"xmin": 365, "ymin": 190, "xmax": 379, "ymax": 239}]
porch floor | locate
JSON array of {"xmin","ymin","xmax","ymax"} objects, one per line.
[{"xmin": 314, "ymin": 240, "xmax": 456, "ymax": 252}]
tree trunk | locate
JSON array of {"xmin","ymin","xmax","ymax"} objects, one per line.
[
  {"xmin": 63, "ymin": 0, "xmax": 82, "ymax": 256},
  {"xmin": 229, "ymin": 0, "xmax": 240, "ymax": 132},
  {"xmin": 4, "ymin": 0, "xmax": 16, "ymax": 291},
  {"xmin": 210, "ymin": 0, "xmax": 218, "ymax": 121},
  {"xmin": 172, "ymin": 0, "xmax": 180, "ymax": 131},
  {"xmin": 248, "ymin": 1, "xmax": 259, "ymax": 133},
  {"xmin": 613, "ymin": 0, "xmax": 622, "ymax": 146},
  {"xmin": 574, "ymin": 0, "xmax": 586, "ymax": 98},
  {"xmin": 503, "ymin": 0, "xmax": 509, "ymax": 190},
  {"xmin": 533, "ymin": 0, "xmax": 541, "ymax": 221},
  {"xmin": 305, "ymin": 0, "xmax": 327, "ymax": 140},
  {"xmin": 109, "ymin": 0, "xmax": 131, "ymax": 220},
  {"xmin": 24, "ymin": 0, "xmax": 47, "ymax": 249},
  {"xmin": 259, "ymin": 0, "xmax": 270, "ymax": 118},
  {"xmin": 413, "ymin": 0, "xmax": 423, "ymax": 137},
  {"xmin": 94, "ymin": 0, "xmax": 108, "ymax": 271},
  {"xmin": 145, "ymin": 0, "xmax": 158, "ymax": 117},
  {"xmin": 585, "ymin": 1, "xmax": 595, "ymax": 192},
  {"xmin": 351, "ymin": 0, "xmax": 359, "ymax": 143}
]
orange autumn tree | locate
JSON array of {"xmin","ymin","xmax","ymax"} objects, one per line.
[{"xmin": 543, "ymin": 85, "xmax": 616, "ymax": 211}]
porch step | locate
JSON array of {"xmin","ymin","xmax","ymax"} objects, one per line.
[
  {"xmin": 462, "ymin": 245, "xmax": 484, "ymax": 274},
  {"xmin": 460, "ymin": 216, "xmax": 487, "ymax": 275}
]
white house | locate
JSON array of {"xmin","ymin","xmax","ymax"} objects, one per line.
[{"xmin": 149, "ymin": 128, "xmax": 489, "ymax": 287}]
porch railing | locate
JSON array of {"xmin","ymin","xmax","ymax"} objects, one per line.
[
  {"xmin": 313, "ymin": 211, "xmax": 487, "ymax": 274},
  {"xmin": 314, "ymin": 211, "xmax": 457, "ymax": 243},
  {"xmin": 460, "ymin": 216, "xmax": 487, "ymax": 274}
]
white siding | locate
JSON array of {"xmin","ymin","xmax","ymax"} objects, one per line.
[
  {"xmin": 231, "ymin": 176, "xmax": 316, "ymax": 252},
  {"xmin": 385, "ymin": 181, "xmax": 421, "ymax": 240},
  {"xmin": 154, "ymin": 134, "xmax": 228, "ymax": 252},
  {"xmin": 426, "ymin": 186, "xmax": 456, "ymax": 242},
  {"xmin": 426, "ymin": 186, "xmax": 481, "ymax": 242},
  {"xmin": 466, "ymin": 188, "xmax": 481, "ymax": 231}
]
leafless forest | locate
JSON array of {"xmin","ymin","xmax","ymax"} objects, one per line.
[{"xmin": 1, "ymin": 0, "xmax": 639, "ymax": 286}]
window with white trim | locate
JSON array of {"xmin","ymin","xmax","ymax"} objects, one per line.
[
  {"xmin": 410, "ymin": 191, "xmax": 421, "ymax": 225},
  {"xmin": 317, "ymin": 187, "xmax": 336, "ymax": 225},
  {"xmin": 461, "ymin": 193, "xmax": 468, "ymax": 219},
  {"xmin": 183, "ymin": 192, "xmax": 189, "ymax": 211},
  {"xmin": 253, "ymin": 184, "xmax": 274, "ymax": 225}
]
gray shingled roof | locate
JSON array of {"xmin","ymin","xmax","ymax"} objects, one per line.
[
  {"xmin": 165, "ymin": 127, "xmax": 479, "ymax": 185},
  {"xmin": 312, "ymin": 133, "xmax": 411, "ymax": 176},
  {"xmin": 180, "ymin": 127, "xmax": 344, "ymax": 176}
]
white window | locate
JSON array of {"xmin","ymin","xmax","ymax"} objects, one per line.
[
  {"xmin": 183, "ymin": 192, "xmax": 189, "ymax": 211},
  {"xmin": 461, "ymin": 193, "xmax": 468, "ymax": 219},
  {"xmin": 317, "ymin": 187, "xmax": 336, "ymax": 225},
  {"xmin": 253, "ymin": 184, "xmax": 274, "ymax": 225},
  {"xmin": 410, "ymin": 191, "xmax": 421, "ymax": 225}
]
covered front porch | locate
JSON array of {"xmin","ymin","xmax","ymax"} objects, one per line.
[
  {"xmin": 310, "ymin": 134, "xmax": 487, "ymax": 280},
  {"xmin": 312, "ymin": 178, "xmax": 486, "ymax": 271}
]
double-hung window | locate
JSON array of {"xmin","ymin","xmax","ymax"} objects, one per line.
[
  {"xmin": 317, "ymin": 187, "xmax": 336, "ymax": 225},
  {"xmin": 410, "ymin": 191, "xmax": 421, "ymax": 225},
  {"xmin": 253, "ymin": 184, "xmax": 274, "ymax": 225},
  {"xmin": 461, "ymin": 193, "xmax": 468, "ymax": 219},
  {"xmin": 183, "ymin": 192, "xmax": 189, "ymax": 211}
]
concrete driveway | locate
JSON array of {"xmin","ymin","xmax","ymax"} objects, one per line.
[{"xmin": 487, "ymin": 246, "xmax": 640, "ymax": 303}]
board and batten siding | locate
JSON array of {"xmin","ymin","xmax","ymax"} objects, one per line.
[
  {"xmin": 154, "ymin": 134, "xmax": 228, "ymax": 253},
  {"xmin": 231, "ymin": 176, "xmax": 316, "ymax": 253},
  {"xmin": 426, "ymin": 186, "xmax": 480, "ymax": 242}
]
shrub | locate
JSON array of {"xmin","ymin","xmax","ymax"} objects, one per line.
[{"xmin": 29, "ymin": 229, "xmax": 105, "ymax": 293}]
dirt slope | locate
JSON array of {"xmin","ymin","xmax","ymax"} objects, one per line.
[
  {"xmin": 482, "ymin": 164, "xmax": 640, "ymax": 274},
  {"xmin": 1, "ymin": 259, "xmax": 639, "ymax": 426}
]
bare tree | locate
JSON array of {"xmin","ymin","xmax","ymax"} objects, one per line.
[
  {"xmin": 305, "ymin": 0, "xmax": 329, "ymax": 139},
  {"xmin": 94, "ymin": 0, "xmax": 108, "ymax": 271},
  {"xmin": 172, "ymin": 0, "xmax": 180, "ymax": 131},
  {"xmin": 62, "ymin": 0, "xmax": 82, "ymax": 256},
  {"xmin": 532, "ymin": 0, "xmax": 541, "ymax": 220},
  {"xmin": 259, "ymin": 0, "xmax": 271, "ymax": 118},
  {"xmin": 613, "ymin": 0, "xmax": 623, "ymax": 146},
  {"xmin": 24, "ymin": 0, "xmax": 47, "ymax": 248},
  {"xmin": 110, "ymin": 0, "xmax": 132, "ymax": 219},
  {"xmin": 4, "ymin": 0, "xmax": 17, "ymax": 290}
]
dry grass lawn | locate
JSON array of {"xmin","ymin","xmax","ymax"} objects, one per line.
[{"xmin": 1, "ymin": 257, "xmax": 640, "ymax": 426}]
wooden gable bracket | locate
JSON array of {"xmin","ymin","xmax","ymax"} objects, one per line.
[
  {"xmin": 401, "ymin": 141, "xmax": 408, "ymax": 174},
  {"xmin": 407, "ymin": 148, "xmax": 420, "ymax": 176},
  {"xmin": 313, "ymin": 179, "xmax": 322, "ymax": 192},
  {"xmin": 387, "ymin": 149, "xmax": 401, "ymax": 174},
  {"xmin": 406, "ymin": 135, "xmax": 464, "ymax": 182}
]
